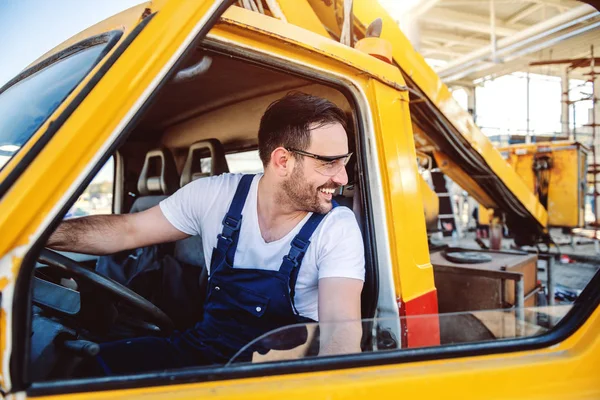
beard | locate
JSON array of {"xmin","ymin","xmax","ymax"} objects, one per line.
[{"xmin": 280, "ymin": 165, "xmax": 337, "ymax": 214}]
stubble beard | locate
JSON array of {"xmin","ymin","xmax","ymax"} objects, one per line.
[{"xmin": 280, "ymin": 165, "xmax": 332, "ymax": 214}]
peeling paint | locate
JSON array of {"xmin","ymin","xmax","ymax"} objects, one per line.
[{"xmin": 0, "ymin": 245, "xmax": 28, "ymax": 392}]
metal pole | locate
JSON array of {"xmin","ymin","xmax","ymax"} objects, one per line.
[
  {"xmin": 573, "ymin": 94, "xmax": 577, "ymax": 142},
  {"xmin": 562, "ymin": 66, "xmax": 570, "ymax": 139},
  {"xmin": 591, "ymin": 45, "xmax": 599, "ymax": 232},
  {"xmin": 490, "ymin": 0, "xmax": 497, "ymax": 63},
  {"xmin": 547, "ymin": 255, "xmax": 555, "ymax": 307},
  {"xmin": 515, "ymin": 277, "xmax": 525, "ymax": 337},
  {"xmin": 526, "ymin": 71, "xmax": 531, "ymax": 143},
  {"xmin": 468, "ymin": 87, "xmax": 477, "ymax": 122}
]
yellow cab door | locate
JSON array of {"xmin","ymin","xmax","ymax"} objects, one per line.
[{"xmin": 0, "ymin": 0, "xmax": 234, "ymax": 395}]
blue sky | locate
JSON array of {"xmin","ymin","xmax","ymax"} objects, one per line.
[{"xmin": 0, "ymin": 0, "xmax": 144, "ymax": 87}]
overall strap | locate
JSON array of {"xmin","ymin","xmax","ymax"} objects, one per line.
[
  {"xmin": 215, "ymin": 174, "xmax": 255, "ymax": 267},
  {"xmin": 283, "ymin": 200, "xmax": 338, "ymax": 314}
]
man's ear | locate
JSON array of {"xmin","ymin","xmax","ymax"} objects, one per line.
[{"xmin": 270, "ymin": 147, "xmax": 293, "ymax": 177}]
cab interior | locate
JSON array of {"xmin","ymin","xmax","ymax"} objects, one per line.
[{"xmin": 30, "ymin": 45, "xmax": 379, "ymax": 381}]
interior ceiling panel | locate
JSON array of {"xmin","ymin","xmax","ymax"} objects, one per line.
[{"xmin": 139, "ymin": 50, "xmax": 309, "ymax": 132}]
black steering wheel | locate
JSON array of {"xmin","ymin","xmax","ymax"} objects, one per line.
[{"xmin": 39, "ymin": 248, "xmax": 174, "ymax": 333}]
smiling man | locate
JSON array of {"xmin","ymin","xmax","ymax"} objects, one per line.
[{"xmin": 48, "ymin": 92, "xmax": 365, "ymax": 373}]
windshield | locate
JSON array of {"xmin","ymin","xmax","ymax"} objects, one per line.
[
  {"xmin": 0, "ymin": 43, "xmax": 108, "ymax": 171},
  {"xmin": 227, "ymin": 305, "xmax": 573, "ymax": 365}
]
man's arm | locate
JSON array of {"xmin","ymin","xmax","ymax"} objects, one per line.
[
  {"xmin": 318, "ymin": 277, "xmax": 363, "ymax": 355},
  {"xmin": 47, "ymin": 205, "xmax": 189, "ymax": 255}
]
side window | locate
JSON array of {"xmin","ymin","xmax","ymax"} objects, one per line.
[
  {"xmin": 65, "ymin": 157, "xmax": 114, "ymax": 219},
  {"xmin": 226, "ymin": 150, "xmax": 263, "ymax": 174}
]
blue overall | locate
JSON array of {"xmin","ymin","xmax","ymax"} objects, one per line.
[{"xmin": 92, "ymin": 174, "xmax": 335, "ymax": 374}]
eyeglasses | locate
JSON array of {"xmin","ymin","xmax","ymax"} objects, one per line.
[{"xmin": 286, "ymin": 148, "xmax": 353, "ymax": 177}]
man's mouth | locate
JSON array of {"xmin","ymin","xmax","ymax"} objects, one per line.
[{"xmin": 318, "ymin": 187, "xmax": 336, "ymax": 195}]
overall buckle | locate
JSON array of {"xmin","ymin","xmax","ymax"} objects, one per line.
[
  {"xmin": 217, "ymin": 234, "xmax": 233, "ymax": 246},
  {"xmin": 290, "ymin": 237, "xmax": 309, "ymax": 252},
  {"xmin": 222, "ymin": 215, "xmax": 242, "ymax": 231},
  {"xmin": 285, "ymin": 237, "xmax": 310, "ymax": 267}
]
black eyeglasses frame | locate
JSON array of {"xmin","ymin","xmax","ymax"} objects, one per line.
[{"xmin": 285, "ymin": 147, "xmax": 353, "ymax": 163}]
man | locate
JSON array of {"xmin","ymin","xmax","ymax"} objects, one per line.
[{"xmin": 48, "ymin": 92, "xmax": 365, "ymax": 374}]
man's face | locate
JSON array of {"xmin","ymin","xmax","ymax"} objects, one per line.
[{"xmin": 282, "ymin": 122, "xmax": 349, "ymax": 214}]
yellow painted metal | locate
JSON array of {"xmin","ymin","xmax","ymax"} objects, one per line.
[
  {"xmin": 367, "ymin": 80, "xmax": 434, "ymax": 303},
  {"xmin": 292, "ymin": 0, "xmax": 549, "ymax": 230},
  {"xmin": 217, "ymin": 7, "xmax": 403, "ymax": 86},
  {"xmin": 354, "ymin": 37, "xmax": 393, "ymax": 64},
  {"xmin": 433, "ymin": 151, "xmax": 497, "ymax": 208},
  {"xmin": 499, "ymin": 141, "xmax": 588, "ymax": 227},
  {"xmin": 275, "ymin": 0, "xmax": 331, "ymax": 38},
  {"xmin": 305, "ymin": 0, "xmax": 343, "ymax": 39},
  {"xmin": 478, "ymin": 204, "xmax": 495, "ymax": 226},
  {"xmin": 0, "ymin": 2, "xmax": 152, "ymax": 187}
]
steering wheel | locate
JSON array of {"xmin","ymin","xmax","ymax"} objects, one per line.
[{"xmin": 39, "ymin": 248, "xmax": 174, "ymax": 333}]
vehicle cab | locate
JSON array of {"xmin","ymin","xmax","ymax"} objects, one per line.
[{"xmin": 0, "ymin": 1, "xmax": 598, "ymax": 398}]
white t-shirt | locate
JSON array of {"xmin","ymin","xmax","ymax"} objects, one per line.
[{"xmin": 159, "ymin": 173, "xmax": 365, "ymax": 321}]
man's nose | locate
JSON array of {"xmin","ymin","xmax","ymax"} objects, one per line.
[{"xmin": 332, "ymin": 165, "xmax": 349, "ymax": 186}]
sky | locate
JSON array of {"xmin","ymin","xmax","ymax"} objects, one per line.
[{"xmin": 0, "ymin": 0, "xmax": 144, "ymax": 87}]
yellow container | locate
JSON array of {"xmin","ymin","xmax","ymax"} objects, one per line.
[{"xmin": 499, "ymin": 141, "xmax": 589, "ymax": 228}]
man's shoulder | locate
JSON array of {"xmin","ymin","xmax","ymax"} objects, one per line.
[
  {"xmin": 320, "ymin": 205, "xmax": 361, "ymax": 232},
  {"xmin": 330, "ymin": 204, "xmax": 357, "ymax": 219},
  {"xmin": 184, "ymin": 173, "xmax": 247, "ymax": 191}
]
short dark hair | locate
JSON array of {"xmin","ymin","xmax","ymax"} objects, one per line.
[{"xmin": 258, "ymin": 92, "xmax": 347, "ymax": 167}]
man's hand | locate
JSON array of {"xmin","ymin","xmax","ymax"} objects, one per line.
[
  {"xmin": 318, "ymin": 277, "xmax": 363, "ymax": 356},
  {"xmin": 47, "ymin": 205, "xmax": 189, "ymax": 255}
]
